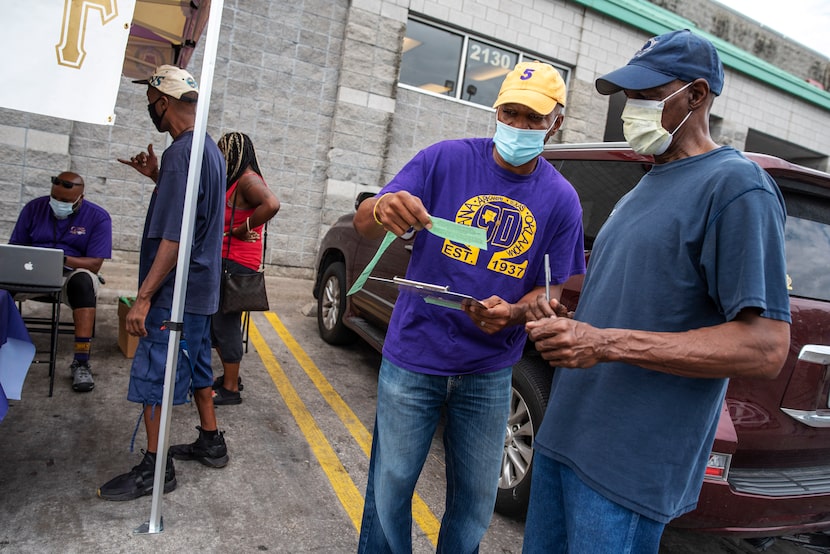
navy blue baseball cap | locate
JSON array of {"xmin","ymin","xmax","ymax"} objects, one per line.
[{"xmin": 596, "ymin": 29, "xmax": 724, "ymax": 96}]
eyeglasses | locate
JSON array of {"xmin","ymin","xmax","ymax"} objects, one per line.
[{"xmin": 51, "ymin": 176, "xmax": 79, "ymax": 188}]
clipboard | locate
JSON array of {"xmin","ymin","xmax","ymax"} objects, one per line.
[{"xmin": 369, "ymin": 276, "xmax": 485, "ymax": 310}]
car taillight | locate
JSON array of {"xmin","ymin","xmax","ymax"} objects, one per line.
[{"xmin": 705, "ymin": 452, "xmax": 732, "ymax": 481}]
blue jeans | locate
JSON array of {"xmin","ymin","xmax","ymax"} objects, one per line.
[
  {"xmin": 523, "ymin": 453, "xmax": 665, "ymax": 554},
  {"xmin": 357, "ymin": 358, "xmax": 512, "ymax": 554}
]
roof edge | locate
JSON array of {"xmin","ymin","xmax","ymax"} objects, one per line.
[{"xmin": 570, "ymin": 0, "xmax": 830, "ymax": 111}]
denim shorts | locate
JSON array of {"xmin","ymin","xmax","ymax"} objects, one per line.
[{"xmin": 127, "ymin": 306, "xmax": 214, "ymax": 406}]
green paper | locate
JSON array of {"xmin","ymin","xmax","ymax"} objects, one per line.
[
  {"xmin": 429, "ymin": 217, "xmax": 487, "ymax": 250},
  {"xmin": 347, "ymin": 231, "xmax": 396, "ymax": 295},
  {"xmin": 347, "ymin": 216, "xmax": 488, "ymax": 296}
]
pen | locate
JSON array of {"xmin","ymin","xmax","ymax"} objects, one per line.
[{"xmin": 544, "ymin": 254, "xmax": 551, "ymax": 302}]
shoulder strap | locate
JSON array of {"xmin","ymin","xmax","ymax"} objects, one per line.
[{"xmin": 225, "ymin": 188, "xmax": 238, "ymax": 259}]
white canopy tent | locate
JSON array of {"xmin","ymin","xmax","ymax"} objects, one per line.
[{"xmin": 0, "ymin": 0, "xmax": 225, "ymax": 534}]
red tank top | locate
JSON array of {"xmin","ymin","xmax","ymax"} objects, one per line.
[{"xmin": 223, "ymin": 173, "xmax": 266, "ymax": 270}]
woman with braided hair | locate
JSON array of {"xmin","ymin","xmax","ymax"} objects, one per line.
[{"xmin": 211, "ymin": 132, "xmax": 279, "ymax": 404}]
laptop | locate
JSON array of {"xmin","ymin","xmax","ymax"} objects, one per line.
[{"xmin": 0, "ymin": 244, "xmax": 65, "ymax": 288}]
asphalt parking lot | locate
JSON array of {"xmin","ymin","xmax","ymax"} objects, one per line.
[{"xmin": 0, "ymin": 260, "xmax": 823, "ymax": 553}]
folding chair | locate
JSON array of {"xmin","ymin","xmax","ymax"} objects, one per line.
[{"xmin": 8, "ymin": 288, "xmax": 64, "ymax": 397}]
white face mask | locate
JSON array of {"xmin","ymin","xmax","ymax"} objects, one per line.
[{"xmin": 621, "ymin": 82, "xmax": 693, "ymax": 155}]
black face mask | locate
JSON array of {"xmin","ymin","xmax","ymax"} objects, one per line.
[{"xmin": 147, "ymin": 97, "xmax": 166, "ymax": 132}]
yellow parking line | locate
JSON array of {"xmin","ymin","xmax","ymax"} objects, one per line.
[
  {"xmin": 248, "ymin": 319, "xmax": 365, "ymax": 529},
  {"xmin": 263, "ymin": 311, "xmax": 441, "ymax": 546},
  {"xmin": 264, "ymin": 311, "xmax": 371, "ymax": 449}
]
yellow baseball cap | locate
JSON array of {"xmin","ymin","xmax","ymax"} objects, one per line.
[{"xmin": 493, "ymin": 61, "xmax": 567, "ymax": 113}]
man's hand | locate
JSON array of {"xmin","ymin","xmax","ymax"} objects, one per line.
[
  {"xmin": 125, "ymin": 296, "xmax": 151, "ymax": 337},
  {"xmin": 525, "ymin": 295, "xmax": 573, "ymax": 322},
  {"xmin": 355, "ymin": 190, "xmax": 433, "ymax": 238},
  {"xmin": 463, "ymin": 295, "xmax": 516, "ymax": 335},
  {"xmin": 118, "ymin": 143, "xmax": 159, "ymax": 182},
  {"xmin": 372, "ymin": 191, "xmax": 432, "ymax": 236},
  {"xmin": 525, "ymin": 317, "xmax": 603, "ymax": 368}
]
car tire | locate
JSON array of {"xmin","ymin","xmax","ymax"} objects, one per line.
[
  {"xmin": 495, "ymin": 354, "xmax": 553, "ymax": 518},
  {"xmin": 317, "ymin": 261, "xmax": 356, "ymax": 345}
]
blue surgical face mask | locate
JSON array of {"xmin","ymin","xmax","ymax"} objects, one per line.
[
  {"xmin": 50, "ymin": 196, "xmax": 81, "ymax": 219},
  {"xmin": 493, "ymin": 120, "xmax": 552, "ymax": 167}
]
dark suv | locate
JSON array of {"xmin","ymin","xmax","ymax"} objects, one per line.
[{"xmin": 312, "ymin": 142, "xmax": 830, "ymax": 537}]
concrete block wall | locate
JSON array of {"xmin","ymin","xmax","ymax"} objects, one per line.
[
  {"xmin": 209, "ymin": 0, "xmax": 349, "ymax": 276},
  {"xmin": 0, "ymin": 113, "xmax": 73, "ymax": 244},
  {"xmin": 320, "ymin": 1, "xmax": 407, "ymax": 245},
  {"xmin": 1, "ymin": 0, "xmax": 351, "ymax": 277}
]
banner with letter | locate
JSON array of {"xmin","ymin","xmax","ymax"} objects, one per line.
[{"xmin": 0, "ymin": 0, "xmax": 136, "ymax": 125}]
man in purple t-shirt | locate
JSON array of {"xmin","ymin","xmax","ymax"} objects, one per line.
[
  {"xmin": 10, "ymin": 171, "xmax": 112, "ymax": 392},
  {"xmin": 353, "ymin": 62, "xmax": 585, "ymax": 553}
]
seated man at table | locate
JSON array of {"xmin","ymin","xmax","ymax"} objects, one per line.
[{"xmin": 10, "ymin": 172, "xmax": 112, "ymax": 392}]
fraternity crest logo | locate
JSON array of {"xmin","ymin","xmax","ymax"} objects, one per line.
[{"xmin": 441, "ymin": 194, "xmax": 535, "ymax": 279}]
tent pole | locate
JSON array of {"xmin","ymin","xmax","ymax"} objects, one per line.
[{"xmin": 134, "ymin": 0, "xmax": 225, "ymax": 535}]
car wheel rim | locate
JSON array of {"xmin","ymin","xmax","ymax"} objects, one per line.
[
  {"xmin": 322, "ymin": 275, "xmax": 341, "ymax": 331},
  {"xmin": 500, "ymin": 387, "xmax": 534, "ymax": 489}
]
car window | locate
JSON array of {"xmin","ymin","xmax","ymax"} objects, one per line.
[
  {"xmin": 550, "ymin": 160, "xmax": 830, "ymax": 303},
  {"xmin": 547, "ymin": 159, "xmax": 648, "ymax": 249},
  {"xmin": 779, "ymin": 180, "xmax": 830, "ymax": 302}
]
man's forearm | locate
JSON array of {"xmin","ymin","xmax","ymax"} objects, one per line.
[
  {"xmin": 64, "ymin": 255, "xmax": 104, "ymax": 273},
  {"xmin": 136, "ymin": 239, "xmax": 179, "ymax": 303}
]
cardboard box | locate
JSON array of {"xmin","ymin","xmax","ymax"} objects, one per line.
[{"xmin": 118, "ymin": 297, "xmax": 139, "ymax": 358}]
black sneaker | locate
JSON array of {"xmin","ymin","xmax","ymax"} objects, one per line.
[
  {"xmin": 169, "ymin": 426, "xmax": 229, "ymax": 468},
  {"xmin": 97, "ymin": 451, "xmax": 176, "ymax": 501},
  {"xmin": 70, "ymin": 359, "xmax": 94, "ymax": 392},
  {"xmin": 213, "ymin": 386, "xmax": 242, "ymax": 406},
  {"xmin": 212, "ymin": 375, "xmax": 243, "ymax": 392}
]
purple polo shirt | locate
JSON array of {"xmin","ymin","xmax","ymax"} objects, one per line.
[{"xmin": 10, "ymin": 196, "xmax": 112, "ymax": 259}]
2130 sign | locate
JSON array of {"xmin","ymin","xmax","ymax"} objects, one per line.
[{"xmin": 468, "ymin": 44, "xmax": 514, "ymax": 69}]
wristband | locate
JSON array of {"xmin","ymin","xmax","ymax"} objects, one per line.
[
  {"xmin": 245, "ymin": 217, "xmax": 251, "ymax": 233},
  {"xmin": 373, "ymin": 193, "xmax": 390, "ymax": 226}
]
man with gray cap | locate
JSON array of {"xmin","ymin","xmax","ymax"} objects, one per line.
[
  {"xmin": 98, "ymin": 65, "xmax": 227, "ymax": 501},
  {"xmin": 522, "ymin": 30, "xmax": 791, "ymax": 552},
  {"xmin": 353, "ymin": 61, "xmax": 585, "ymax": 553}
]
